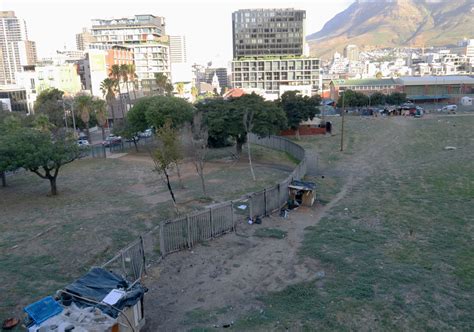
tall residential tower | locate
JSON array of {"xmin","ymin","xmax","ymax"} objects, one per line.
[
  {"xmin": 0, "ymin": 11, "xmax": 37, "ymax": 86},
  {"xmin": 231, "ymin": 8, "xmax": 319, "ymax": 97}
]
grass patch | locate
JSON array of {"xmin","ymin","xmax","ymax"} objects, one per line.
[
  {"xmin": 235, "ymin": 115, "xmax": 474, "ymax": 330},
  {"xmin": 0, "ymin": 145, "xmax": 293, "ymax": 322},
  {"xmin": 254, "ymin": 228, "xmax": 287, "ymax": 239}
]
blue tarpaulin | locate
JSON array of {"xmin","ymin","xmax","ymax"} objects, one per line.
[{"xmin": 24, "ymin": 296, "xmax": 63, "ymax": 325}]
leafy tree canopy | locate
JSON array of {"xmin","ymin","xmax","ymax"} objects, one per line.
[
  {"xmin": 198, "ymin": 93, "xmax": 287, "ymax": 152},
  {"xmin": 279, "ymin": 91, "xmax": 320, "ymax": 130},
  {"xmin": 145, "ymin": 96, "xmax": 194, "ymax": 129}
]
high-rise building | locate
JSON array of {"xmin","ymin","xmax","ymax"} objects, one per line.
[
  {"xmin": 344, "ymin": 44, "xmax": 359, "ymax": 62},
  {"xmin": 90, "ymin": 15, "xmax": 166, "ymax": 45},
  {"xmin": 232, "ymin": 8, "xmax": 306, "ymax": 59},
  {"xmin": 231, "ymin": 8, "xmax": 320, "ymax": 96},
  {"xmin": 0, "ymin": 11, "xmax": 37, "ymax": 86},
  {"xmin": 76, "ymin": 28, "xmax": 96, "ymax": 51},
  {"xmin": 89, "ymin": 14, "xmax": 170, "ymax": 90},
  {"xmin": 169, "ymin": 35, "xmax": 186, "ymax": 64}
]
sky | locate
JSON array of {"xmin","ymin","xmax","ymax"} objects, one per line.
[{"xmin": 0, "ymin": 0, "xmax": 353, "ymax": 65}]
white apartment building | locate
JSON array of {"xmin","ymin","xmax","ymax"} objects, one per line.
[{"xmin": 169, "ymin": 36, "xmax": 186, "ymax": 64}]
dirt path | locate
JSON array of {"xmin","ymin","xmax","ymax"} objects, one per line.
[{"xmin": 142, "ymin": 118, "xmax": 414, "ymax": 331}]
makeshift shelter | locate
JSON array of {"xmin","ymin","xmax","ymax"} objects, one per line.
[
  {"xmin": 25, "ymin": 267, "xmax": 146, "ymax": 332},
  {"xmin": 288, "ymin": 180, "xmax": 316, "ymax": 207}
]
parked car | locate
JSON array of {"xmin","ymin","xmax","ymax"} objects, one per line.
[
  {"xmin": 77, "ymin": 139, "xmax": 90, "ymax": 147},
  {"xmin": 139, "ymin": 129, "xmax": 153, "ymax": 138},
  {"xmin": 442, "ymin": 105, "xmax": 457, "ymax": 114},
  {"xmin": 102, "ymin": 135, "xmax": 122, "ymax": 147},
  {"xmin": 125, "ymin": 135, "xmax": 139, "ymax": 142}
]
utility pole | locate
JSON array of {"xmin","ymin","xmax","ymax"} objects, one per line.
[{"xmin": 340, "ymin": 89, "xmax": 346, "ymax": 152}]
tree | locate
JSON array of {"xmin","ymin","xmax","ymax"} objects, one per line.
[
  {"xmin": 110, "ymin": 64, "xmax": 124, "ymax": 116},
  {"xmin": 184, "ymin": 111, "xmax": 208, "ymax": 195},
  {"xmin": 4, "ymin": 125, "xmax": 80, "ymax": 195},
  {"xmin": 0, "ymin": 114, "xmax": 23, "ymax": 187},
  {"xmin": 127, "ymin": 64, "xmax": 138, "ymax": 100},
  {"xmin": 93, "ymin": 99, "xmax": 108, "ymax": 140},
  {"xmin": 199, "ymin": 93, "xmax": 287, "ymax": 155},
  {"xmin": 243, "ymin": 109, "xmax": 256, "ymax": 181},
  {"xmin": 336, "ymin": 90, "xmax": 369, "ymax": 108},
  {"xmin": 386, "ymin": 92, "xmax": 407, "ymax": 105},
  {"xmin": 369, "ymin": 92, "xmax": 386, "ymax": 106},
  {"xmin": 101, "ymin": 78, "xmax": 118, "ymax": 126},
  {"xmin": 191, "ymin": 86, "xmax": 198, "ymax": 100},
  {"xmin": 151, "ymin": 122, "xmax": 181, "ymax": 214},
  {"xmin": 154, "ymin": 73, "xmax": 173, "ymax": 96},
  {"xmin": 34, "ymin": 88, "xmax": 65, "ymax": 129},
  {"xmin": 145, "ymin": 96, "xmax": 194, "ymax": 129},
  {"xmin": 279, "ymin": 91, "xmax": 320, "ymax": 138},
  {"xmin": 176, "ymin": 82, "xmax": 185, "ymax": 97},
  {"xmin": 74, "ymin": 95, "xmax": 93, "ymax": 141}
]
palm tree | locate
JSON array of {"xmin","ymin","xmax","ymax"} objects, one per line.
[
  {"xmin": 154, "ymin": 73, "xmax": 173, "ymax": 96},
  {"xmin": 127, "ymin": 64, "xmax": 138, "ymax": 100},
  {"xmin": 93, "ymin": 99, "xmax": 108, "ymax": 140},
  {"xmin": 191, "ymin": 86, "xmax": 198, "ymax": 100},
  {"xmin": 176, "ymin": 82, "xmax": 185, "ymax": 97},
  {"xmin": 100, "ymin": 78, "xmax": 118, "ymax": 127},
  {"xmin": 120, "ymin": 64, "xmax": 130, "ymax": 110},
  {"xmin": 75, "ymin": 95, "xmax": 93, "ymax": 142},
  {"xmin": 110, "ymin": 64, "xmax": 124, "ymax": 115}
]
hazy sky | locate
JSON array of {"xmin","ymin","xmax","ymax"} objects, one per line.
[{"xmin": 0, "ymin": 0, "xmax": 353, "ymax": 65}]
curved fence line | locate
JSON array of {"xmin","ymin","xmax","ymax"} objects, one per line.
[{"xmin": 102, "ymin": 134, "xmax": 307, "ymax": 282}]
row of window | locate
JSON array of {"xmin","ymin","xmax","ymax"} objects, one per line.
[
  {"xmin": 234, "ymin": 72, "xmax": 316, "ymax": 81},
  {"xmin": 233, "ymin": 60, "xmax": 319, "ymax": 69},
  {"xmin": 234, "ymin": 81, "xmax": 315, "ymax": 91}
]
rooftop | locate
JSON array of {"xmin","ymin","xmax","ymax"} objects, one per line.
[
  {"xmin": 332, "ymin": 78, "xmax": 399, "ymax": 87},
  {"xmin": 398, "ymin": 76, "xmax": 474, "ymax": 85}
]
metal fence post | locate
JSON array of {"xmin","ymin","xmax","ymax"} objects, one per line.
[
  {"xmin": 159, "ymin": 223, "xmax": 166, "ymax": 257},
  {"xmin": 209, "ymin": 208, "xmax": 214, "ymax": 238},
  {"xmin": 139, "ymin": 235, "xmax": 146, "ymax": 276},
  {"xmin": 248, "ymin": 194, "xmax": 253, "ymax": 220},
  {"xmin": 230, "ymin": 201, "xmax": 235, "ymax": 232},
  {"xmin": 186, "ymin": 215, "xmax": 191, "ymax": 248},
  {"xmin": 264, "ymin": 189, "xmax": 267, "ymax": 216}
]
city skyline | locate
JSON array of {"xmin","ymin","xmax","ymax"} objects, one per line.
[{"xmin": 0, "ymin": 0, "xmax": 352, "ymax": 65}]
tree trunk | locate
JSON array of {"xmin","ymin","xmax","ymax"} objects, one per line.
[
  {"xmin": 133, "ymin": 139, "xmax": 139, "ymax": 152},
  {"xmin": 199, "ymin": 171, "xmax": 206, "ymax": 196},
  {"xmin": 163, "ymin": 169, "xmax": 178, "ymax": 214},
  {"xmin": 175, "ymin": 163, "xmax": 184, "ymax": 189},
  {"xmin": 86, "ymin": 123, "xmax": 90, "ymax": 143},
  {"xmin": 1, "ymin": 171, "xmax": 6, "ymax": 187},
  {"xmin": 236, "ymin": 135, "xmax": 246, "ymax": 156},
  {"xmin": 295, "ymin": 127, "xmax": 301, "ymax": 140},
  {"xmin": 101, "ymin": 126, "xmax": 106, "ymax": 140},
  {"xmin": 49, "ymin": 176, "xmax": 58, "ymax": 196},
  {"xmin": 247, "ymin": 132, "xmax": 256, "ymax": 181},
  {"xmin": 110, "ymin": 104, "xmax": 116, "ymax": 128}
]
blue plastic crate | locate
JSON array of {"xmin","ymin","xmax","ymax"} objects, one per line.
[{"xmin": 24, "ymin": 296, "xmax": 63, "ymax": 325}]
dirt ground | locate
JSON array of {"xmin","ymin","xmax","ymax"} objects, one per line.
[
  {"xmin": 141, "ymin": 116, "xmax": 425, "ymax": 330},
  {"xmin": 143, "ymin": 207, "xmax": 327, "ymax": 331}
]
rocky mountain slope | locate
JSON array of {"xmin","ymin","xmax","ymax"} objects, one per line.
[{"xmin": 307, "ymin": 0, "xmax": 474, "ymax": 58}]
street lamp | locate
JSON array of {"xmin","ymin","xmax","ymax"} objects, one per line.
[
  {"xmin": 62, "ymin": 99, "xmax": 77, "ymax": 133},
  {"xmin": 340, "ymin": 88, "xmax": 346, "ymax": 152}
]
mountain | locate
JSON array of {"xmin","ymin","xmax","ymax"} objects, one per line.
[{"xmin": 307, "ymin": 0, "xmax": 474, "ymax": 58}]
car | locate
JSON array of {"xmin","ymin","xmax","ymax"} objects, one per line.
[
  {"xmin": 125, "ymin": 135, "xmax": 139, "ymax": 142},
  {"xmin": 139, "ymin": 129, "xmax": 153, "ymax": 138},
  {"xmin": 77, "ymin": 139, "xmax": 90, "ymax": 147},
  {"xmin": 442, "ymin": 105, "xmax": 457, "ymax": 114},
  {"xmin": 102, "ymin": 135, "xmax": 122, "ymax": 147}
]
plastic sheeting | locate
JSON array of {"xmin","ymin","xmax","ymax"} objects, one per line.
[{"xmin": 64, "ymin": 267, "xmax": 145, "ymax": 318}]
